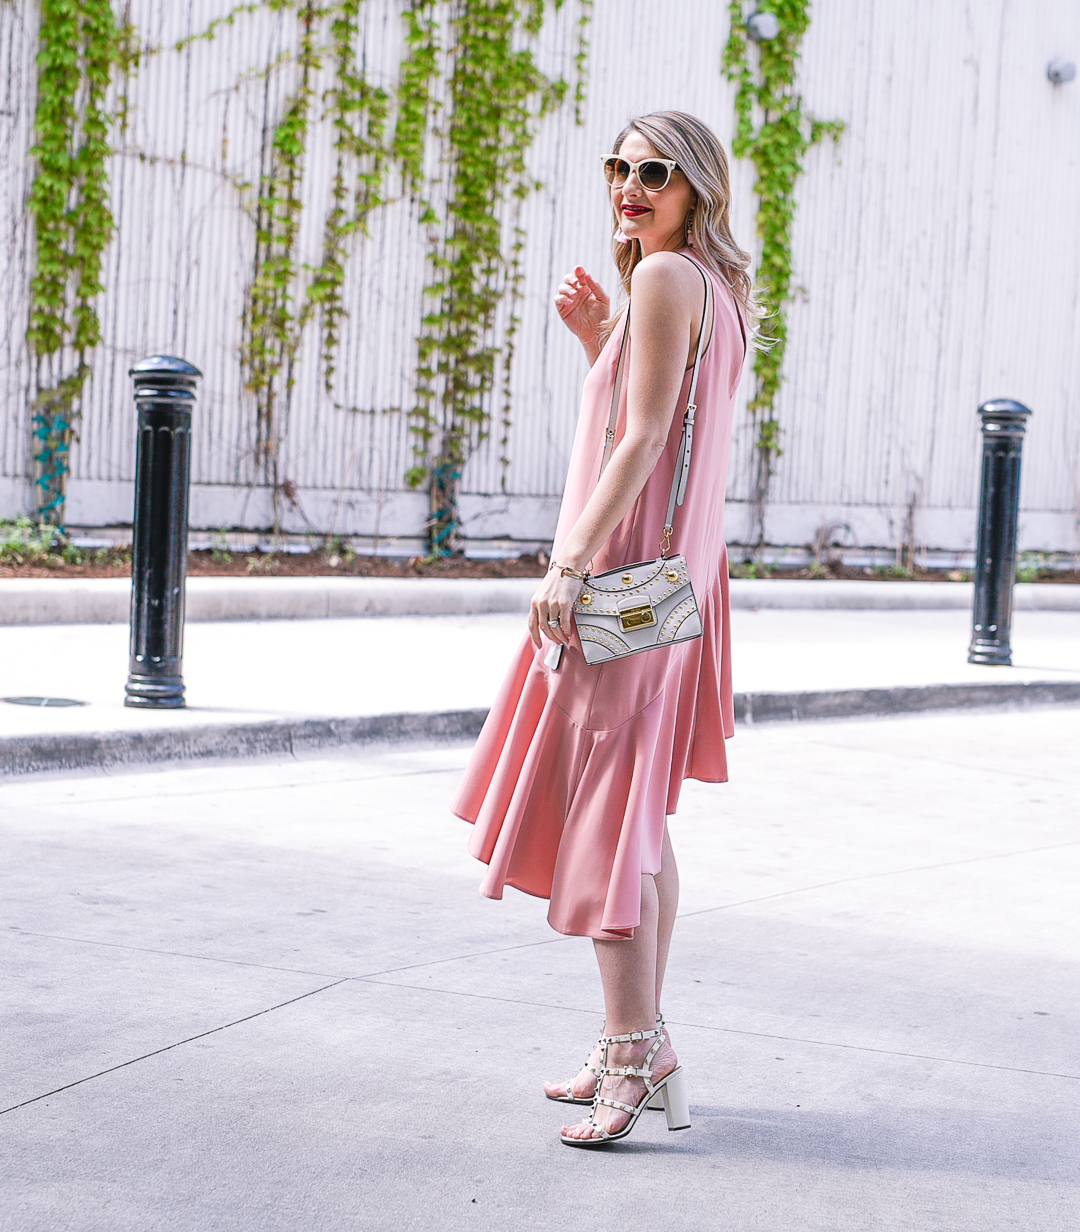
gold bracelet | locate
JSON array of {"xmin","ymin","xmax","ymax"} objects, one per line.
[{"xmin": 549, "ymin": 560, "xmax": 589, "ymax": 581}]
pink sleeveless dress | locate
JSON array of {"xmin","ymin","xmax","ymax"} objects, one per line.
[{"xmin": 452, "ymin": 254, "xmax": 747, "ymax": 940}]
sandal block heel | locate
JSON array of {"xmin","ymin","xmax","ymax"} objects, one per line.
[{"xmin": 660, "ymin": 1066, "xmax": 690, "ymax": 1130}]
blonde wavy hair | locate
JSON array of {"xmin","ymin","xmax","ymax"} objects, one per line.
[{"xmin": 600, "ymin": 111, "xmax": 762, "ymax": 344}]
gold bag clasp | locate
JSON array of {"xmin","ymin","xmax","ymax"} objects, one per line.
[{"xmin": 618, "ymin": 600, "xmax": 656, "ymax": 631}]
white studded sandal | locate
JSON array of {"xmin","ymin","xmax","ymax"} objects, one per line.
[
  {"xmin": 546, "ymin": 1014, "xmax": 667, "ymax": 1108},
  {"xmin": 559, "ymin": 1026, "xmax": 691, "ymax": 1147}
]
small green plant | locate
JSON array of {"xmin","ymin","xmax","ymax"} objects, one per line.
[
  {"xmin": 729, "ymin": 559, "xmax": 774, "ymax": 580},
  {"xmin": 93, "ymin": 543, "xmax": 130, "ymax": 566},
  {"xmin": 321, "ymin": 535, "xmax": 356, "ymax": 565},
  {"xmin": 1016, "ymin": 551, "xmax": 1050, "ymax": 583},
  {"xmin": 872, "ymin": 564, "xmax": 915, "ymax": 581},
  {"xmin": 210, "ymin": 528, "xmax": 233, "ymax": 564},
  {"xmin": 0, "ymin": 515, "xmax": 73, "ymax": 564},
  {"xmin": 246, "ymin": 552, "xmax": 279, "ymax": 574}
]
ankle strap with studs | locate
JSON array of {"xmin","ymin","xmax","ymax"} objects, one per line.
[{"xmin": 600, "ymin": 1027, "xmax": 662, "ymax": 1045}]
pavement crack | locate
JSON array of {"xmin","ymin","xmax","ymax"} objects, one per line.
[
  {"xmin": 676, "ymin": 839, "xmax": 1080, "ymax": 920},
  {"xmin": 6, "ymin": 928, "xmax": 344, "ymax": 979},
  {"xmin": 0, "ymin": 980, "xmax": 348, "ymax": 1117}
]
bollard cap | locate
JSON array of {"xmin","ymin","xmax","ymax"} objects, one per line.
[
  {"xmin": 129, "ymin": 355, "xmax": 202, "ymax": 378},
  {"xmin": 130, "ymin": 355, "xmax": 201, "ymax": 401},
  {"xmin": 978, "ymin": 398, "xmax": 1030, "ymax": 418},
  {"xmin": 978, "ymin": 398, "xmax": 1031, "ymax": 435}
]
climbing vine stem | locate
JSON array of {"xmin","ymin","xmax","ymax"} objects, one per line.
[
  {"xmin": 307, "ymin": 0, "xmax": 390, "ymax": 392},
  {"xmin": 239, "ymin": 0, "xmax": 319, "ymax": 532},
  {"xmin": 723, "ymin": 0, "xmax": 842, "ymax": 548}
]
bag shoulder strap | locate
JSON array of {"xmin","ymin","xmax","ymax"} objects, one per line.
[
  {"xmin": 599, "ymin": 307, "xmax": 631, "ymax": 474},
  {"xmin": 598, "ymin": 254, "xmax": 712, "ymax": 552}
]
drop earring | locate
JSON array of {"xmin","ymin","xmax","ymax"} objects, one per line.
[{"xmin": 684, "ymin": 207, "xmax": 695, "ymax": 247}]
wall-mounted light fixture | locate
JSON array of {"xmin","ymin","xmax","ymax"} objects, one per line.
[
  {"xmin": 1047, "ymin": 59, "xmax": 1076, "ymax": 85},
  {"xmin": 746, "ymin": 11, "xmax": 780, "ymax": 42}
]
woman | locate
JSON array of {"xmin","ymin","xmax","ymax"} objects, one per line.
[{"xmin": 452, "ymin": 111, "xmax": 755, "ymax": 1146}]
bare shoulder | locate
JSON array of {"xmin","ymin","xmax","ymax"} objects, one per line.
[{"xmin": 629, "ymin": 251, "xmax": 700, "ymax": 311}]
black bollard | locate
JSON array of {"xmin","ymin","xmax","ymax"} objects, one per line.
[
  {"xmin": 967, "ymin": 398, "xmax": 1031, "ymax": 666},
  {"xmin": 124, "ymin": 356, "xmax": 201, "ymax": 708}
]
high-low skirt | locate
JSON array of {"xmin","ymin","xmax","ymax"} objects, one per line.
[{"xmin": 451, "ymin": 560, "xmax": 734, "ymax": 940}]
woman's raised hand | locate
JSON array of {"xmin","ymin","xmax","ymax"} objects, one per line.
[{"xmin": 554, "ymin": 266, "xmax": 609, "ymax": 348}]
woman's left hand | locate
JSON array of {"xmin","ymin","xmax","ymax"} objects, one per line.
[{"xmin": 529, "ymin": 569, "xmax": 584, "ymax": 648}]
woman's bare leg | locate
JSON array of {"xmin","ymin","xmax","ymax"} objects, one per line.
[
  {"xmin": 654, "ymin": 822, "xmax": 680, "ymax": 1014},
  {"xmin": 548, "ymin": 825, "xmax": 681, "ymax": 1112},
  {"xmin": 559, "ymin": 872, "xmax": 678, "ymax": 1140}
]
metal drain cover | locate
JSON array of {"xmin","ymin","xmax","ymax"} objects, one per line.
[{"xmin": 3, "ymin": 696, "xmax": 88, "ymax": 708}]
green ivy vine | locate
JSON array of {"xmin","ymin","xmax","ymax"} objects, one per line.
[
  {"xmin": 722, "ymin": 0, "xmax": 842, "ymax": 545},
  {"xmin": 22, "ymin": 0, "xmax": 590, "ymax": 549},
  {"xmin": 403, "ymin": 1, "xmax": 569, "ymax": 555},
  {"xmin": 26, "ymin": 0, "xmax": 134, "ymax": 525},
  {"xmin": 197, "ymin": 0, "xmax": 580, "ymax": 552}
]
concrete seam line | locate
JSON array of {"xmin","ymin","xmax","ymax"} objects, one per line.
[
  {"xmin": 8, "ymin": 926, "xmax": 344, "ymax": 979},
  {"xmin": 675, "ymin": 839, "xmax": 1080, "ymax": 922},
  {"xmin": 0, "ymin": 979, "xmax": 349, "ymax": 1117},
  {"xmin": 667, "ymin": 1019, "xmax": 1080, "ymax": 1081},
  {"xmin": 11, "ymin": 923, "xmax": 568, "ymax": 983},
  {"xmin": 349, "ymin": 978, "xmax": 1080, "ymax": 1081},
  {"xmin": 350, "ymin": 934, "xmax": 572, "ymax": 981}
]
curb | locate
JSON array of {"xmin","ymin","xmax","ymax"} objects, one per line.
[
  {"xmin": 736, "ymin": 680, "xmax": 1080, "ymax": 723},
  {"xmin": 3, "ymin": 680, "xmax": 1078, "ymax": 779},
  {"xmin": 0, "ymin": 709, "xmax": 489, "ymax": 778},
  {"xmin": 2, "ymin": 575, "xmax": 1080, "ymax": 625}
]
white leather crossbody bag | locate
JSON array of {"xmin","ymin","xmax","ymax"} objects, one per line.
[{"xmin": 571, "ymin": 258, "xmax": 711, "ymax": 666}]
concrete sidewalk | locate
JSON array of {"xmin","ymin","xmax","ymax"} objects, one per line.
[
  {"xmin": 1, "ymin": 606, "xmax": 1078, "ymax": 777},
  {"xmin": 2, "ymin": 710, "xmax": 1078, "ymax": 1230}
]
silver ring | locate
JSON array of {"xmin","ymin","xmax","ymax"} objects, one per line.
[{"xmin": 547, "ymin": 617, "xmax": 561, "ymax": 627}]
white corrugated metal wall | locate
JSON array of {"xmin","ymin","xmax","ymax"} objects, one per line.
[{"xmin": 1, "ymin": 0, "xmax": 1078, "ymax": 560}]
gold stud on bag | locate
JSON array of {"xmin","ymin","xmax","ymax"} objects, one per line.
[{"xmin": 572, "ymin": 257, "xmax": 710, "ymax": 666}]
